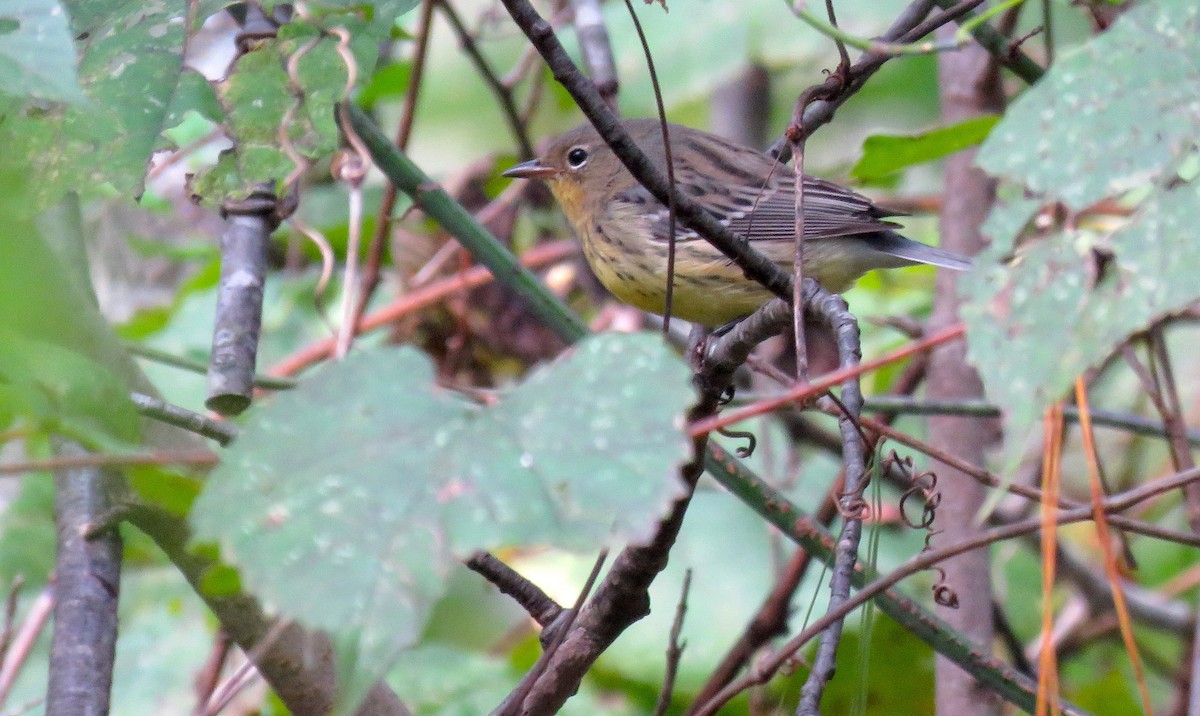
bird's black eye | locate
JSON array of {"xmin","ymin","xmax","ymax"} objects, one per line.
[{"xmin": 566, "ymin": 146, "xmax": 590, "ymax": 169}]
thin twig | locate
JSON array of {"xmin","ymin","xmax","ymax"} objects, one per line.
[
  {"xmin": 569, "ymin": 0, "xmax": 619, "ymax": 108},
  {"xmin": 771, "ymin": 0, "xmax": 994, "ymax": 163},
  {"xmin": 1142, "ymin": 327, "xmax": 1200, "ymax": 716},
  {"xmin": 1037, "ymin": 402, "xmax": 1064, "ymax": 716},
  {"xmin": 496, "ymin": 549, "xmax": 608, "ymax": 715},
  {"xmin": 795, "ymin": 290, "xmax": 866, "ymax": 714},
  {"xmin": 130, "ymin": 393, "xmax": 238, "ymax": 447},
  {"xmin": 126, "ymin": 344, "xmax": 297, "ymax": 390},
  {"xmin": 1, "ymin": 695, "xmax": 44, "ymax": 716},
  {"xmin": 1046, "ymin": 538, "xmax": 1191, "ymax": 633},
  {"xmin": 691, "ymin": 322, "xmax": 966, "ymax": 437},
  {"xmin": 652, "ymin": 569, "xmax": 691, "ymax": 716},
  {"xmin": 991, "ymin": 602, "xmax": 1035, "ymax": 677},
  {"xmin": 333, "ymin": 144, "xmax": 368, "ymax": 360},
  {"xmin": 688, "ymin": 488, "xmax": 840, "ymax": 712},
  {"xmin": 789, "ymin": 133, "xmax": 809, "ymax": 382},
  {"xmin": 1146, "ymin": 329, "xmax": 1200, "ymax": 527},
  {"xmin": 932, "ymin": 0, "xmax": 1043, "ymax": 82},
  {"xmin": 465, "ymin": 551, "xmax": 563, "ymax": 627},
  {"xmin": 620, "ymin": 0, "xmax": 676, "ymax": 333},
  {"xmin": 823, "ymin": 0, "xmax": 851, "ymax": 68},
  {"xmin": 191, "ymin": 631, "xmax": 231, "ymax": 716},
  {"xmin": 352, "ymin": 0, "xmax": 436, "ymax": 333},
  {"xmin": 268, "ymin": 240, "xmax": 576, "ymax": 377},
  {"xmin": 789, "ymin": 0, "xmax": 965, "ymax": 56},
  {"xmin": 0, "ymin": 451, "xmax": 217, "ymax": 475},
  {"xmin": 853, "ymin": 411, "xmax": 1200, "ymax": 547},
  {"xmin": 1041, "ymin": 0, "xmax": 1054, "ymax": 64},
  {"xmin": 0, "ymin": 579, "xmax": 22, "ymax": 673},
  {"xmin": 1075, "ymin": 379, "xmax": 1153, "ymax": 714},
  {"xmin": 439, "ymin": 0, "xmax": 536, "ymax": 159},
  {"xmin": 858, "ymin": 395, "xmax": 1200, "ymax": 445},
  {"xmin": 204, "ymin": 621, "xmax": 290, "ymax": 716},
  {"xmin": 784, "ymin": 0, "xmax": 854, "ymax": 389},
  {"xmin": 0, "ymin": 587, "xmax": 52, "ymax": 708}
]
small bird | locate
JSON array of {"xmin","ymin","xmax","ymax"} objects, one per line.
[{"xmin": 503, "ymin": 119, "xmax": 970, "ymax": 327}]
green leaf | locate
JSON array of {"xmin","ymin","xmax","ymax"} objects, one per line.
[
  {"xmin": 0, "ymin": 0, "xmax": 86, "ymax": 103},
  {"xmin": 198, "ymin": 563, "xmax": 242, "ymax": 598},
  {"xmin": 190, "ymin": 22, "xmax": 358, "ymax": 203},
  {"xmin": 0, "ymin": 468, "xmax": 56, "ymax": 588},
  {"xmin": 0, "ymin": 0, "xmax": 188, "ymax": 208},
  {"xmin": 126, "ymin": 465, "xmax": 202, "ymax": 516},
  {"xmin": 964, "ymin": 0, "xmax": 1200, "ymax": 460},
  {"xmin": 978, "ymin": 0, "xmax": 1200, "ymax": 209},
  {"xmin": 357, "ymin": 60, "xmax": 410, "ymax": 109},
  {"xmin": 963, "ymin": 179, "xmax": 1200, "ymax": 442},
  {"xmin": 160, "ymin": 67, "xmax": 222, "ymax": 131},
  {"xmin": 851, "ymin": 115, "xmax": 999, "ymax": 182},
  {"xmin": 190, "ymin": 333, "xmax": 694, "ymax": 711},
  {"xmin": 0, "ymin": 329, "xmax": 140, "ymax": 446},
  {"xmin": 190, "ymin": 1, "xmax": 420, "ymax": 205},
  {"xmin": 0, "ymin": 214, "xmax": 153, "ymax": 450}
]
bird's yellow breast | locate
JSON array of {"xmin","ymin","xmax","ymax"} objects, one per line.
[{"xmin": 549, "ymin": 178, "xmax": 775, "ymax": 326}]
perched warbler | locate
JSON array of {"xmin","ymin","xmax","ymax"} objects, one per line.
[{"xmin": 503, "ymin": 118, "xmax": 970, "ymax": 327}]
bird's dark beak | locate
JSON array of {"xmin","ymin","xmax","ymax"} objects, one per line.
[{"xmin": 502, "ymin": 159, "xmax": 560, "ymax": 179}]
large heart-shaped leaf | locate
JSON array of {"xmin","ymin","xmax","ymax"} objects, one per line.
[
  {"xmin": 190, "ymin": 332, "xmax": 694, "ymax": 710},
  {"xmin": 964, "ymin": 0, "xmax": 1200, "ymax": 452},
  {"xmin": 977, "ymin": 0, "xmax": 1200, "ymax": 210}
]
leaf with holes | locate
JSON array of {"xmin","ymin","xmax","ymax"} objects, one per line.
[
  {"xmin": 977, "ymin": 0, "xmax": 1200, "ymax": 209},
  {"xmin": 964, "ymin": 0, "xmax": 1200, "ymax": 465},
  {"xmin": 189, "ymin": 1, "xmax": 420, "ymax": 205},
  {"xmin": 963, "ymin": 180, "xmax": 1200, "ymax": 448},
  {"xmin": 0, "ymin": 0, "xmax": 189, "ymax": 207}
]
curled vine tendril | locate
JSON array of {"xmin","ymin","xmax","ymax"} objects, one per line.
[
  {"xmin": 717, "ymin": 427, "xmax": 757, "ymax": 458},
  {"xmin": 885, "ymin": 450, "xmax": 958, "ymax": 608}
]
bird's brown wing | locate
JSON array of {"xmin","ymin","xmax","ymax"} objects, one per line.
[{"xmin": 616, "ymin": 163, "xmax": 902, "ymax": 244}]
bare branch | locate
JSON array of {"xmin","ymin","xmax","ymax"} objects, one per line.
[
  {"xmin": 206, "ymin": 187, "xmax": 277, "ymax": 416},
  {"xmin": 46, "ymin": 447, "xmax": 123, "ymax": 716},
  {"xmin": 569, "ymin": 0, "xmax": 619, "ymax": 108},
  {"xmin": 131, "ymin": 392, "xmax": 238, "ymax": 446},
  {"xmin": 465, "ymin": 551, "xmax": 563, "ymax": 627}
]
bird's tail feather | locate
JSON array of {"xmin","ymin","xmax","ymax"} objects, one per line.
[{"xmin": 872, "ymin": 231, "xmax": 972, "ymax": 271}]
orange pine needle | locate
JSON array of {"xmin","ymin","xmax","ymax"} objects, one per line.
[
  {"xmin": 1075, "ymin": 378, "xmax": 1154, "ymax": 714},
  {"xmin": 1037, "ymin": 402, "xmax": 1064, "ymax": 716}
]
